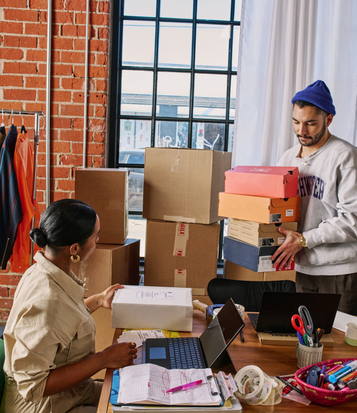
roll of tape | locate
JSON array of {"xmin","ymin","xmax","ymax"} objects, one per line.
[
  {"xmin": 234, "ymin": 365, "xmax": 273, "ymax": 405},
  {"xmin": 345, "ymin": 322, "xmax": 357, "ymax": 346}
]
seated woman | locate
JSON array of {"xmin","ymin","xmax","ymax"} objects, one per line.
[{"xmin": 0, "ymin": 199, "xmax": 137, "ymax": 413}]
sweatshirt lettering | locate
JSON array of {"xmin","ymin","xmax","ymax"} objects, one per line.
[{"xmin": 298, "ymin": 175, "xmax": 325, "ymax": 200}]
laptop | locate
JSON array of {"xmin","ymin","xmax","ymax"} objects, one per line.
[
  {"xmin": 143, "ymin": 298, "xmax": 245, "ymax": 369},
  {"xmin": 248, "ymin": 291, "xmax": 341, "ymax": 334}
]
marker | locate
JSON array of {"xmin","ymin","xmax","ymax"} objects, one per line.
[
  {"xmin": 167, "ymin": 380, "xmax": 203, "ymax": 393},
  {"xmin": 329, "ymin": 361, "xmax": 357, "ymax": 384},
  {"xmin": 276, "ymin": 376, "xmax": 304, "ymax": 395},
  {"xmin": 319, "ymin": 365, "xmax": 327, "ymax": 388},
  {"xmin": 336, "ymin": 371, "xmax": 357, "ymax": 389}
]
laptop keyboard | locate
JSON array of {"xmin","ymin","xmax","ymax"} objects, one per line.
[{"xmin": 168, "ymin": 337, "xmax": 205, "ymax": 369}]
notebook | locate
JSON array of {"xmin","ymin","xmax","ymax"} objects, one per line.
[
  {"xmin": 143, "ymin": 298, "xmax": 245, "ymax": 370},
  {"xmin": 248, "ymin": 291, "xmax": 341, "ymax": 334}
]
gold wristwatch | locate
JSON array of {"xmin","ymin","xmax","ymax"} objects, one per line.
[{"xmin": 300, "ymin": 234, "xmax": 307, "ymax": 248}]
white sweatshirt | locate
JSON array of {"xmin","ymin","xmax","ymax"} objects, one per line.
[{"xmin": 278, "ymin": 135, "xmax": 357, "ymax": 275}]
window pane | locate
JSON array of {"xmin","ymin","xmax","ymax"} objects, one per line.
[
  {"xmin": 160, "ymin": 0, "xmax": 193, "ymax": 18},
  {"xmin": 127, "ymin": 168, "xmax": 145, "ymax": 212},
  {"xmin": 230, "ymin": 75, "xmax": 236, "ymax": 120},
  {"xmin": 234, "ymin": 0, "xmax": 242, "ymax": 21},
  {"xmin": 232, "ymin": 26, "xmax": 240, "ymax": 71},
  {"xmin": 196, "ymin": 24, "xmax": 230, "ymax": 70},
  {"xmin": 121, "ymin": 70, "xmax": 153, "ymax": 116},
  {"xmin": 155, "ymin": 121, "xmax": 189, "ymax": 148},
  {"xmin": 193, "ymin": 73, "xmax": 227, "ymax": 119},
  {"xmin": 228, "ymin": 123, "xmax": 234, "ymax": 152},
  {"xmin": 128, "ymin": 216, "xmax": 147, "ymax": 256},
  {"xmin": 123, "ymin": 21, "xmax": 155, "ymax": 67},
  {"xmin": 197, "ymin": 0, "xmax": 231, "ymax": 21},
  {"xmin": 157, "ymin": 72, "xmax": 190, "ymax": 118},
  {"xmin": 192, "ymin": 122, "xmax": 225, "ymax": 151},
  {"xmin": 119, "ymin": 119, "xmax": 151, "ymax": 151},
  {"xmin": 158, "ymin": 22, "xmax": 192, "ymax": 69},
  {"xmin": 124, "ymin": 0, "xmax": 156, "ymax": 17}
]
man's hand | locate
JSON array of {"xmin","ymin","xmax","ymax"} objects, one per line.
[{"xmin": 271, "ymin": 228, "xmax": 303, "ymax": 271}]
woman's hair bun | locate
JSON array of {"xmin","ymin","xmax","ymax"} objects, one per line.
[{"xmin": 30, "ymin": 228, "xmax": 48, "ymax": 248}]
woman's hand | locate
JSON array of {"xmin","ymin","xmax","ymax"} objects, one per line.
[
  {"xmin": 101, "ymin": 283, "xmax": 124, "ymax": 309},
  {"xmin": 101, "ymin": 342, "xmax": 137, "ymax": 369}
]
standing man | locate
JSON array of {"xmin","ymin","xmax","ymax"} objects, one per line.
[{"xmin": 272, "ymin": 80, "xmax": 357, "ymax": 315}]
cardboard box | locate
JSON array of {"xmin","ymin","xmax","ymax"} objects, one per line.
[
  {"xmin": 218, "ymin": 192, "xmax": 300, "ymax": 223},
  {"xmin": 224, "ymin": 260, "xmax": 296, "ymax": 282},
  {"xmin": 92, "ymin": 308, "xmax": 115, "ymax": 380},
  {"xmin": 111, "ymin": 285, "xmax": 193, "ymax": 331},
  {"xmin": 143, "ymin": 148, "xmax": 232, "ymax": 224},
  {"xmin": 72, "ymin": 240, "xmax": 140, "ymax": 297},
  {"xmin": 228, "ymin": 219, "xmax": 298, "ymax": 247},
  {"xmin": 75, "ymin": 168, "xmax": 128, "ymax": 244},
  {"xmin": 145, "ymin": 220, "xmax": 220, "ymax": 296},
  {"xmin": 225, "ymin": 166, "xmax": 298, "ymax": 198},
  {"xmin": 224, "ymin": 236, "xmax": 295, "ymax": 272}
]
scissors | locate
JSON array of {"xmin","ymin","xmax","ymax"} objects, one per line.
[
  {"xmin": 291, "ymin": 314, "xmax": 307, "ymax": 345},
  {"xmin": 298, "ymin": 305, "xmax": 314, "ymax": 347}
]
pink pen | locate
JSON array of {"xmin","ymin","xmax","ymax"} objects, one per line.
[{"xmin": 167, "ymin": 380, "xmax": 203, "ymax": 393}]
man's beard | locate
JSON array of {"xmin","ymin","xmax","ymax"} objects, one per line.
[{"xmin": 297, "ymin": 123, "xmax": 326, "ymax": 147}]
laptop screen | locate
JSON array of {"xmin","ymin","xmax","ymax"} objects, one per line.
[{"xmin": 200, "ymin": 298, "xmax": 245, "ymax": 367}]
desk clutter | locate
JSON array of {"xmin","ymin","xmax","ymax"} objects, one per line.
[{"xmin": 219, "ymin": 165, "xmax": 300, "ymax": 282}]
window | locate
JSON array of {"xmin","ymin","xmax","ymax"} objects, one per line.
[{"xmin": 108, "ymin": 0, "xmax": 241, "ymax": 258}]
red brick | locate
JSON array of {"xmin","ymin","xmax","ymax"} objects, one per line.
[
  {"xmin": 25, "ymin": 76, "xmax": 46, "ymax": 88},
  {"xmin": 27, "ymin": 49, "xmax": 47, "ymax": 62},
  {"xmin": 0, "ymin": 298, "xmax": 13, "ymax": 309},
  {"xmin": 59, "ymin": 154, "xmax": 82, "ymax": 166},
  {"xmin": 74, "ymin": 38, "xmax": 85, "ymax": 50},
  {"xmin": 4, "ymin": 62, "xmax": 37, "ymax": 74},
  {"xmin": 52, "ymin": 90, "xmax": 72, "ymax": 102},
  {"xmin": 72, "ymin": 142, "xmax": 84, "ymax": 153},
  {"xmin": 0, "ymin": 287, "xmax": 9, "ymax": 297},
  {"xmin": 36, "ymin": 178, "xmax": 46, "ymax": 190},
  {"xmin": 53, "ymin": 191, "xmax": 72, "ymax": 202},
  {"xmin": 25, "ymin": 22, "xmax": 48, "ymax": 35},
  {"xmin": 88, "ymin": 93, "xmax": 107, "ymax": 105},
  {"xmin": 37, "ymin": 90, "xmax": 47, "ymax": 102},
  {"xmin": 0, "ymin": 102, "xmax": 23, "ymax": 111},
  {"xmin": 99, "ymin": 1, "xmax": 110, "ymax": 13},
  {"xmin": 52, "ymin": 117, "xmax": 71, "ymax": 129},
  {"xmin": 4, "ymin": 89, "xmax": 36, "ymax": 101},
  {"xmin": 57, "ymin": 179, "xmax": 75, "ymax": 191},
  {"xmin": 72, "ymin": 118, "xmax": 84, "ymax": 129},
  {"xmin": 61, "ymin": 51, "xmax": 85, "ymax": 64},
  {"xmin": 0, "ymin": 21, "xmax": 23, "ymax": 34},
  {"xmin": 9, "ymin": 287, "xmax": 17, "ymax": 298},
  {"xmin": 53, "ymin": 64, "xmax": 73, "ymax": 76},
  {"xmin": 0, "ymin": 274, "xmax": 22, "ymax": 286},
  {"xmin": 61, "ymin": 77, "xmax": 85, "ymax": 90},
  {"xmin": 59, "ymin": 129, "xmax": 83, "ymax": 142},
  {"xmin": 0, "ymin": 310, "xmax": 10, "ymax": 320},
  {"xmin": 64, "ymin": 0, "xmax": 86, "ymax": 11},
  {"xmin": 93, "ymin": 156, "xmax": 106, "ymax": 168},
  {"xmin": 0, "ymin": 48, "xmax": 24, "ymax": 60},
  {"xmin": 61, "ymin": 104, "xmax": 84, "ymax": 116},
  {"xmin": 53, "ymin": 167, "xmax": 71, "ymax": 178},
  {"xmin": 38, "ymin": 63, "xmax": 47, "ymax": 75},
  {"xmin": 90, "ymin": 39, "xmax": 108, "ymax": 53},
  {"xmin": 29, "ymin": 0, "xmax": 48, "ymax": 8},
  {"xmin": 1, "ymin": 0, "xmax": 27, "ymax": 7},
  {"xmin": 73, "ymin": 92, "xmax": 86, "ymax": 103},
  {"xmin": 25, "ymin": 102, "xmax": 46, "ymax": 112},
  {"xmin": 62, "ymin": 24, "xmax": 78, "ymax": 37},
  {"xmin": 39, "ymin": 10, "xmax": 48, "ymax": 23},
  {"xmin": 95, "ymin": 106, "xmax": 106, "ymax": 118},
  {"xmin": 88, "ymin": 65, "xmax": 108, "ymax": 78},
  {"xmin": 0, "ymin": 75, "xmax": 23, "ymax": 87},
  {"xmin": 87, "ymin": 142, "xmax": 105, "ymax": 156},
  {"xmin": 38, "ymin": 37, "xmax": 47, "ymax": 49},
  {"xmin": 96, "ymin": 53, "xmax": 108, "ymax": 66},
  {"xmin": 4, "ymin": 35, "xmax": 37, "ymax": 48},
  {"xmin": 52, "ymin": 50, "xmax": 61, "ymax": 63},
  {"xmin": 51, "ymin": 103, "xmax": 60, "ymax": 115},
  {"xmin": 52, "ymin": 141, "xmax": 71, "ymax": 153},
  {"xmin": 5, "ymin": 9, "xmax": 39, "ymax": 22},
  {"xmin": 53, "ymin": 11, "xmax": 74, "ymax": 24},
  {"xmin": 96, "ymin": 79, "xmax": 107, "ymax": 92},
  {"xmin": 53, "ymin": 37, "xmax": 74, "ymax": 50},
  {"xmin": 94, "ymin": 132, "xmax": 106, "ymax": 143},
  {"xmin": 98, "ymin": 27, "xmax": 109, "ymax": 39}
]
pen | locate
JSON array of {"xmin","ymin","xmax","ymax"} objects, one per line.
[
  {"xmin": 319, "ymin": 365, "xmax": 327, "ymax": 387},
  {"xmin": 329, "ymin": 361, "xmax": 357, "ymax": 384},
  {"xmin": 276, "ymin": 376, "xmax": 304, "ymax": 395},
  {"xmin": 167, "ymin": 380, "xmax": 203, "ymax": 393}
]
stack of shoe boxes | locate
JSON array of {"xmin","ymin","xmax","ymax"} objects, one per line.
[
  {"xmin": 74, "ymin": 168, "xmax": 140, "ymax": 297},
  {"xmin": 143, "ymin": 148, "xmax": 232, "ymax": 305},
  {"xmin": 218, "ymin": 166, "xmax": 301, "ymax": 282}
]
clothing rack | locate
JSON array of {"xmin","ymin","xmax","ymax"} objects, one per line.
[{"xmin": 1, "ymin": 109, "xmax": 43, "ymax": 266}]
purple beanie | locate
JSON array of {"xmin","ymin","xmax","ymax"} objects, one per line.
[{"xmin": 292, "ymin": 80, "xmax": 336, "ymax": 116}]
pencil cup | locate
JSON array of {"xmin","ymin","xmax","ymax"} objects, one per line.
[
  {"xmin": 296, "ymin": 342, "xmax": 324, "ymax": 368},
  {"xmin": 345, "ymin": 322, "xmax": 357, "ymax": 346}
]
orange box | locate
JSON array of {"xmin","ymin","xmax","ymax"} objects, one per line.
[
  {"xmin": 225, "ymin": 166, "xmax": 298, "ymax": 198},
  {"xmin": 218, "ymin": 192, "xmax": 300, "ymax": 223}
]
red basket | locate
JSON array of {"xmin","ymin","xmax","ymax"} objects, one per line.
[{"xmin": 295, "ymin": 358, "xmax": 357, "ymax": 407}]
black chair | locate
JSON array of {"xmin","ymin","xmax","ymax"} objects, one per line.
[{"xmin": 207, "ymin": 278, "xmax": 296, "ymax": 312}]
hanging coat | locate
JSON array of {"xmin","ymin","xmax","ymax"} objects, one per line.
[{"xmin": 0, "ymin": 125, "xmax": 23, "ymax": 270}]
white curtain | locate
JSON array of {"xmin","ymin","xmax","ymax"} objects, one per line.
[{"xmin": 233, "ymin": 0, "xmax": 357, "ymax": 167}]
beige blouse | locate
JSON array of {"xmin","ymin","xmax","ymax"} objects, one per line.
[{"xmin": 0, "ymin": 251, "xmax": 97, "ymax": 413}]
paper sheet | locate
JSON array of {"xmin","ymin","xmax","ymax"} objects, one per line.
[
  {"xmin": 118, "ymin": 364, "xmax": 222, "ymax": 406},
  {"xmin": 117, "ymin": 330, "xmax": 166, "ymax": 347}
]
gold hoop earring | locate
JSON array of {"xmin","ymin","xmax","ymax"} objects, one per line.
[{"xmin": 70, "ymin": 254, "xmax": 80, "ymax": 263}]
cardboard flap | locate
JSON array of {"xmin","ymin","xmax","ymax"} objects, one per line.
[
  {"xmin": 284, "ymin": 168, "xmax": 299, "ymax": 183},
  {"xmin": 270, "ymin": 196, "xmax": 301, "ymax": 208}
]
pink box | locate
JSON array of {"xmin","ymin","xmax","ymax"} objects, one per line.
[{"xmin": 225, "ymin": 166, "xmax": 299, "ymax": 198}]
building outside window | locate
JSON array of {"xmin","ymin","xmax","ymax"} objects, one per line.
[{"xmin": 108, "ymin": 0, "xmax": 241, "ymax": 258}]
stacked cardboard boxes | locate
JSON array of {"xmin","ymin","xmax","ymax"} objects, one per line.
[
  {"xmin": 218, "ymin": 166, "xmax": 301, "ymax": 282},
  {"xmin": 74, "ymin": 168, "xmax": 140, "ymax": 297},
  {"xmin": 143, "ymin": 148, "xmax": 232, "ymax": 301}
]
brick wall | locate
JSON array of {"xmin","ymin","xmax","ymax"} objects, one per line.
[{"xmin": 0, "ymin": 0, "xmax": 111, "ymax": 319}]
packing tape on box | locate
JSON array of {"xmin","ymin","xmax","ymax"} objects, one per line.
[
  {"xmin": 234, "ymin": 365, "xmax": 282, "ymax": 406},
  {"xmin": 173, "ymin": 223, "xmax": 189, "ymax": 257},
  {"xmin": 174, "ymin": 269, "xmax": 187, "ymax": 287}
]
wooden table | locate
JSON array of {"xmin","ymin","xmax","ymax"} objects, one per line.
[{"xmin": 98, "ymin": 310, "xmax": 357, "ymax": 413}]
